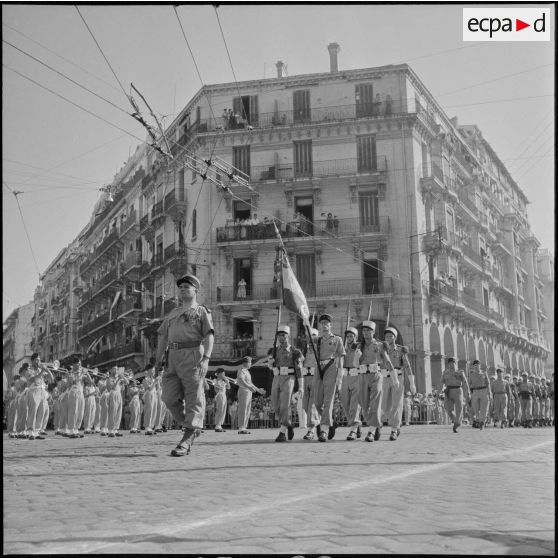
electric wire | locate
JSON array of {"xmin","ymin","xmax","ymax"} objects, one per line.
[{"xmin": 74, "ymin": 5, "xmax": 130, "ymax": 103}]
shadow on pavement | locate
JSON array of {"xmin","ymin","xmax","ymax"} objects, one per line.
[{"xmin": 439, "ymin": 529, "xmax": 555, "ymax": 555}]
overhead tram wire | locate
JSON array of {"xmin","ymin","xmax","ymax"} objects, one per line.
[
  {"xmin": 75, "ymin": 5, "xmax": 130, "ymax": 103},
  {"xmin": 3, "ymin": 40, "xmax": 134, "ymax": 118},
  {"xmin": 3, "ymin": 181, "xmax": 42, "ymax": 278}
]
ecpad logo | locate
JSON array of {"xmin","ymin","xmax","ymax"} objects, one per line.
[{"xmin": 463, "ymin": 8, "xmax": 550, "ymax": 41}]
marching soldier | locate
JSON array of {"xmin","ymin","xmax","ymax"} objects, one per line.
[
  {"xmin": 106, "ymin": 367, "xmax": 129, "ymax": 437},
  {"xmin": 382, "ymin": 326, "xmax": 415, "ymax": 441},
  {"xmin": 358, "ymin": 320, "xmax": 394, "ymax": 442},
  {"xmin": 237, "ymin": 356, "xmax": 265, "ymax": 434},
  {"xmin": 142, "ymin": 365, "xmax": 158, "ymax": 435},
  {"xmin": 469, "ymin": 360, "xmax": 492, "ymax": 430},
  {"xmin": 341, "ymin": 327, "xmax": 362, "ymax": 441},
  {"xmin": 98, "ymin": 377, "xmax": 110, "ymax": 436},
  {"xmin": 490, "ymin": 368, "xmax": 510, "ymax": 428},
  {"xmin": 313, "ymin": 314, "xmax": 345, "ymax": 442},
  {"xmin": 66, "ymin": 358, "xmax": 91, "ymax": 438},
  {"xmin": 539, "ymin": 377, "xmax": 548, "ymax": 427},
  {"xmin": 127, "ymin": 380, "xmax": 142, "ymax": 433},
  {"xmin": 156, "ymin": 274, "xmax": 215, "ymax": 457},
  {"xmin": 438, "ymin": 357, "xmax": 470, "ymax": 433},
  {"xmin": 518, "ymin": 371, "xmax": 533, "ymax": 428},
  {"xmin": 506, "ymin": 374, "xmax": 518, "ymax": 427},
  {"xmin": 301, "ymin": 328, "xmax": 321, "ymax": 440},
  {"xmin": 532, "ymin": 376, "xmax": 542, "ymax": 427},
  {"xmin": 82, "ymin": 373, "xmax": 97, "ymax": 434},
  {"xmin": 268, "ymin": 324, "xmax": 303, "ymax": 442}
]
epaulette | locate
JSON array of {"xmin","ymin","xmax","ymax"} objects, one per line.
[{"xmin": 199, "ymin": 304, "xmax": 212, "ymax": 314}]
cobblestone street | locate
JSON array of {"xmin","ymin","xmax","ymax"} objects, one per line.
[{"xmin": 3, "ymin": 424, "xmax": 555, "ymax": 555}]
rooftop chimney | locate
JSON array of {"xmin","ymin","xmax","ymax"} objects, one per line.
[
  {"xmin": 327, "ymin": 43, "xmax": 340, "ymax": 72},
  {"xmin": 276, "ymin": 61, "xmax": 285, "ymax": 78}
]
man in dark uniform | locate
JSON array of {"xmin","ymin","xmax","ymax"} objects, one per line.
[
  {"xmin": 156, "ymin": 274, "xmax": 214, "ymax": 456},
  {"xmin": 268, "ymin": 324, "xmax": 304, "ymax": 442},
  {"xmin": 517, "ymin": 371, "xmax": 534, "ymax": 428}
]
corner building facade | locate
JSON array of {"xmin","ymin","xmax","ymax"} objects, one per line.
[{"xmin": 28, "ymin": 55, "xmax": 551, "ymax": 392}]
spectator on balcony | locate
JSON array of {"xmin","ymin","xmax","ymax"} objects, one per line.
[
  {"xmin": 333, "ymin": 216, "xmax": 339, "ymax": 235},
  {"xmin": 385, "ymin": 94, "xmax": 393, "ymax": 115},
  {"xmin": 237, "ymin": 278, "xmax": 247, "ymax": 300},
  {"xmin": 222, "ymin": 108, "xmax": 229, "ymax": 130},
  {"xmin": 325, "ymin": 212, "xmax": 334, "ymax": 234}
]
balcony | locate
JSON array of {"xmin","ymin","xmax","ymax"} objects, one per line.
[
  {"xmin": 117, "ymin": 296, "xmax": 143, "ymax": 318},
  {"xmin": 91, "ymin": 267, "xmax": 119, "ymax": 297},
  {"xmin": 164, "ymin": 190, "xmax": 187, "ymax": 223},
  {"xmin": 456, "ymin": 188, "xmax": 478, "ymax": 218},
  {"xmin": 77, "ymin": 311, "xmax": 111, "ymax": 339},
  {"xmin": 420, "ymin": 161, "xmax": 445, "ymax": 195},
  {"xmin": 164, "ymin": 243, "xmax": 187, "ymax": 262},
  {"xmin": 140, "ymin": 214, "xmax": 154, "ymax": 239},
  {"xmin": 461, "ymin": 244, "xmax": 483, "ymax": 269},
  {"xmin": 151, "ymin": 200, "xmax": 165, "ymax": 227},
  {"xmin": 80, "ymin": 230, "xmax": 122, "ymax": 274},
  {"xmin": 86, "ymin": 339, "xmax": 143, "ymax": 367},
  {"xmin": 231, "ymin": 339, "xmax": 257, "ymax": 358},
  {"xmin": 216, "ymin": 279, "xmax": 392, "ymax": 304},
  {"xmin": 121, "ymin": 251, "xmax": 142, "ymax": 280},
  {"xmin": 120, "ymin": 209, "xmax": 138, "ymax": 241},
  {"xmin": 251, "ymin": 156, "xmax": 388, "ymax": 184}
]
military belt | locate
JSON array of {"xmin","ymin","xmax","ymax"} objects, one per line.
[
  {"xmin": 446, "ymin": 386, "xmax": 462, "ymax": 389},
  {"xmin": 168, "ymin": 341, "xmax": 202, "ymax": 350},
  {"xmin": 471, "ymin": 386, "xmax": 487, "ymax": 391}
]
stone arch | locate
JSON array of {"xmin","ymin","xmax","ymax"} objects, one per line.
[
  {"xmin": 443, "ymin": 327, "xmax": 454, "ymax": 358},
  {"xmin": 478, "ymin": 340, "xmax": 486, "ymax": 368},
  {"xmin": 487, "ymin": 344, "xmax": 495, "ymax": 375},
  {"xmin": 429, "ymin": 323, "xmax": 442, "ymax": 391},
  {"xmin": 456, "ymin": 332, "xmax": 467, "ymax": 372}
]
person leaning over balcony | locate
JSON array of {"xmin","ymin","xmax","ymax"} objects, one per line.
[
  {"xmin": 469, "ymin": 360, "xmax": 492, "ymax": 430},
  {"xmin": 438, "ymin": 358, "xmax": 470, "ymax": 433},
  {"xmin": 25, "ymin": 353, "xmax": 54, "ymax": 440},
  {"xmin": 267, "ymin": 324, "xmax": 303, "ymax": 442},
  {"xmin": 156, "ymin": 274, "xmax": 215, "ymax": 457},
  {"xmin": 382, "ymin": 326, "xmax": 415, "ymax": 441},
  {"xmin": 313, "ymin": 314, "xmax": 346, "ymax": 442},
  {"xmin": 358, "ymin": 321, "xmax": 393, "ymax": 443},
  {"xmin": 341, "ymin": 327, "xmax": 363, "ymax": 441}
]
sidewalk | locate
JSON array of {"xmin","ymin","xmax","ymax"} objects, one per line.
[{"xmin": 3, "ymin": 424, "xmax": 555, "ymax": 555}]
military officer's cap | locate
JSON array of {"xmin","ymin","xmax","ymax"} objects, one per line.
[
  {"xmin": 318, "ymin": 314, "xmax": 333, "ymax": 323},
  {"xmin": 176, "ymin": 274, "xmax": 201, "ymax": 289},
  {"xmin": 384, "ymin": 326, "xmax": 398, "ymax": 339},
  {"xmin": 276, "ymin": 324, "xmax": 291, "ymax": 335},
  {"xmin": 362, "ymin": 320, "xmax": 376, "ymax": 330},
  {"xmin": 472, "ymin": 359, "xmax": 481, "ymax": 365},
  {"xmin": 345, "ymin": 327, "xmax": 359, "ymax": 337},
  {"xmin": 446, "ymin": 356, "xmax": 456, "ymax": 364}
]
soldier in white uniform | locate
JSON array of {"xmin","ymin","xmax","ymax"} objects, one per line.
[
  {"xmin": 301, "ymin": 328, "xmax": 321, "ymax": 440},
  {"xmin": 340, "ymin": 327, "xmax": 362, "ymax": 441}
]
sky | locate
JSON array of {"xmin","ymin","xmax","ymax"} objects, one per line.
[{"xmin": 2, "ymin": 2, "xmax": 555, "ymax": 321}]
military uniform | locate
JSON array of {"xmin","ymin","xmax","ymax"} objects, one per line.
[
  {"xmin": 107, "ymin": 371, "xmax": 128, "ymax": 436},
  {"xmin": 236, "ymin": 359, "xmax": 261, "ymax": 432},
  {"xmin": 313, "ymin": 315, "xmax": 345, "ymax": 441},
  {"xmin": 469, "ymin": 361, "xmax": 492, "ymax": 429},
  {"xmin": 269, "ymin": 325, "xmax": 303, "ymax": 442},
  {"xmin": 359, "ymin": 321, "xmax": 392, "ymax": 442},
  {"xmin": 83, "ymin": 382, "xmax": 97, "ymax": 434},
  {"xmin": 142, "ymin": 371, "xmax": 158, "ymax": 434},
  {"xmin": 98, "ymin": 380, "xmax": 110, "ymax": 435},
  {"xmin": 301, "ymin": 330, "xmax": 321, "ymax": 439},
  {"xmin": 157, "ymin": 300, "xmax": 214, "ymax": 432},
  {"xmin": 490, "ymin": 371, "xmax": 510, "ymax": 427},
  {"xmin": 213, "ymin": 371, "xmax": 230, "ymax": 431},
  {"xmin": 531, "ymin": 377, "xmax": 542, "ymax": 426},
  {"xmin": 439, "ymin": 359, "xmax": 470, "ymax": 432},
  {"xmin": 25, "ymin": 360, "xmax": 53, "ymax": 440},
  {"xmin": 340, "ymin": 329, "xmax": 362, "ymax": 440},
  {"xmin": 128, "ymin": 384, "xmax": 141, "ymax": 433},
  {"xmin": 517, "ymin": 373, "xmax": 533, "ymax": 427}
]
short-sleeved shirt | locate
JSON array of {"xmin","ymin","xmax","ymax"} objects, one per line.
[
  {"xmin": 237, "ymin": 368, "xmax": 254, "ymax": 391},
  {"xmin": 270, "ymin": 344, "xmax": 303, "ymax": 369},
  {"xmin": 442, "ymin": 369, "xmax": 464, "ymax": 387},
  {"xmin": 360, "ymin": 340, "xmax": 384, "ymax": 365},
  {"xmin": 491, "ymin": 378, "xmax": 509, "ymax": 394},
  {"xmin": 317, "ymin": 332, "xmax": 345, "ymax": 361},
  {"xmin": 158, "ymin": 304, "xmax": 214, "ymax": 344},
  {"xmin": 28, "ymin": 366, "xmax": 46, "ymax": 388},
  {"xmin": 386, "ymin": 344, "xmax": 408, "ymax": 369},
  {"xmin": 213, "ymin": 378, "xmax": 228, "ymax": 393},
  {"xmin": 303, "ymin": 343, "xmax": 319, "ymax": 368},
  {"xmin": 469, "ymin": 370, "xmax": 489, "ymax": 389},
  {"xmin": 344, "ymin": 343, "xmax": 361, "ymax": 368}
]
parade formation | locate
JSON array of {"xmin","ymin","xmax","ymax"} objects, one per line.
[{"xmin": 5, "ymin": 271, "xmax": 554, "ymax": 457}]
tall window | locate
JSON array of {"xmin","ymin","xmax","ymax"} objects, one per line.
[
  {"xmin": 357, "ymin": 135, "xmax": 377, "ymax": 172},
  {"xmin": 296, "ymin": 254, "xmax": 316, "ymax": 297},
  {"xmin": 233, "ymin": 145, "xmax": 251, "ymax": 177},
  {"xmin": 359, "ymin": 192, "xmax": 379, "ymax": 231},
  {"xmin": 355, "ymin": 83, "xmax": 374, "ymax": 117},
  {"xmin": 293, "ymin": 90, "xmax": 311, "ymax": 122},
  {"xmin": 294, "ymin": 140, "xmax": 312, "ymax": 178},
  {"xmin": 363, "ymin": 257, "xmax": 381, "ymax": 294},
  {"xmin": 233, "ymin": 95, "xmax": 259, "ymax": 125},
  {"xmin": 234, "ymin": 258, "xmax": 252, "ymax": 300}
]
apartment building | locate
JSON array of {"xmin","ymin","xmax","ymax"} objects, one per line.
[
  {"xmin": 28, "ymin": 44, "xmax": 551, "ymax": 392},
  {"xmin": 3, "ymin": 302, "xmax": 34, "ymax": 382}
]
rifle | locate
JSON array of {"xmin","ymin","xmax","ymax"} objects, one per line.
[
  {"xmin": 344, "ymin": 297, "xmax": 351, "ymax": 347},
  {"xmin": 272, "ymin": 305, "xmax": 282, "ymax": 364},
  {"xmin": 367, "ymin": 300, "xmax": 373, "ymax": 321}
]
